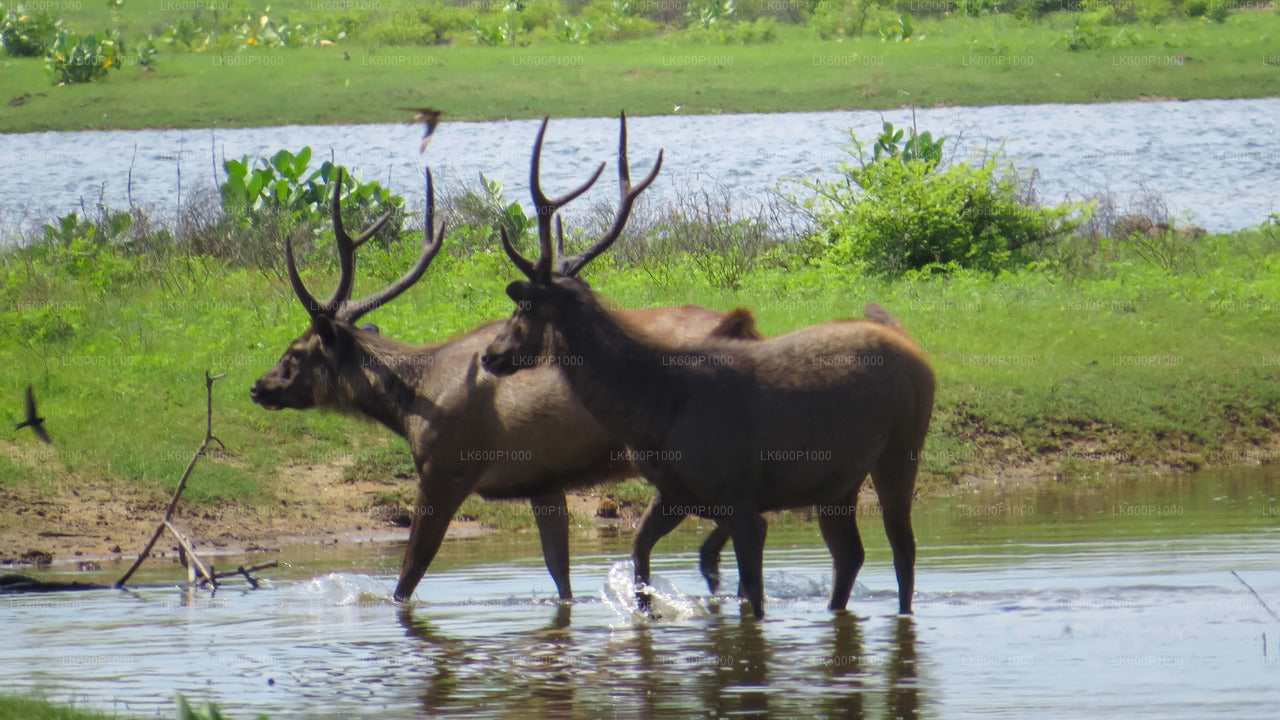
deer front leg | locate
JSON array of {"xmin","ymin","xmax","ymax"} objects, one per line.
[
  {"xmin": 729, "ymin": 504, "xmax": 767, "ymax": 618},
  {"xmin": 633, "ymin": 492, "xmax": 688, "ymax": 612},
  {"xmin": 393, "ymin": 480, "xmax": 471, "ymax": 602},
  {"xmin": 531, "ymin": 490, "xmax": 573, "ymax": 600}
]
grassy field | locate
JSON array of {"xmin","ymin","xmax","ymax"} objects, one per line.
[{"xmin": 2, "ymin": 11, "xmax": 1279, "ymax": 132}]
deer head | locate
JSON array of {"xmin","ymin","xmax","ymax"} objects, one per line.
[
  {"xmin": 251, "ymin": 168, "xmax": 446, "ymax": 410},
  {"xmin": 481, "ymin": 112, "xmax": 662, "ymax": 376}
]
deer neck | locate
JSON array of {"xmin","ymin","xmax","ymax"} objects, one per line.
[
  {"xmin": 345, "ymin": 333, "xmax": 443, "ymax": 438},
  {"xmin": 551, "ymin": 294, "xmax": 690, "ymax": 451}
]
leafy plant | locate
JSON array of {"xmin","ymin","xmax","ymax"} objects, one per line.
[
  {"xmin": 0, "ymin": 3, "xmax": 60, "ymax": 57},
  {"xmin": 800, "ymin": 126, "xmax": 1079, "ymax": 275},
  {"xmin": 871, "ymin": 120, "xmax": 945, "ymax": 168},
  {"xmin": 687, "ymin": 0, "xmax": 736, "ymax": 29},
  {"xmin": 879, "ymin": 13, "xmax": 917, "ymax": 43},
  {"xmin": 44, "ymin": 30, "xmax": 123, "ymax": 85},
  {"xmin": 220, "ymin": 147, "xmax": 404, "ymax": 245}
]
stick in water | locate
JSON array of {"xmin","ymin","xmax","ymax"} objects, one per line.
[{"xmin": 1231, "ymin": 570, "xmax": 1280, "ymax": 623}]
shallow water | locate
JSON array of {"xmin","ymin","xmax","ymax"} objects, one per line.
[
  {"xmin": 4, "ymin": 466, "xmax": 1280, "ymax": 719},
  {"xmin": 4, "ymin": 98, "xmax": 1279, "ymax": 242}
]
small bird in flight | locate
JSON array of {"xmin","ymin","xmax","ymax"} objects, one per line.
[
  {"xmin": 399, "ymin": 107, "xmax": 443, "ymax": 153},
  {"xmin": 16, "ymin": 385, "xmax": 51, "ymax": 445}
]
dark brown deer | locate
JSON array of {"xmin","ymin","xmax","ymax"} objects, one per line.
[
  {"xmin": 250, "ymin": 167, "xmax": 760, "ymax": 602},
  {"xmin": 481, "ymin": 115, "xmax": 936, "ymax": 617}
]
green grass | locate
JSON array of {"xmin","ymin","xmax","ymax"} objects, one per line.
[
  {"xmin": 3, "ymin": 13, "xmax": 1280, "ymax": 131},
  {"xmin": 0, "ymin": 695, "xmax": 126, "ymax": 720}
]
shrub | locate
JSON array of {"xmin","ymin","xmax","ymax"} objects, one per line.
[
  {"xmin": 802, "ymin": 124, "xmax": 1080, "ymax": 276},
  {"xmin": 0, "ymin": 4, "xmax": 60, "ymax": 57},
  {"xmin": 370, "ymin": 2, "xmax": 476, "ymax": 46},
  {"xmin": 44, "ymin": 30, "xmax": 123, "ymax": 85},
  {"xmin": 809, "ymin": 0, "xmax": 880, "ymax": 39}
]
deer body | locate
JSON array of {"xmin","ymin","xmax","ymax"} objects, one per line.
[{"xmin": 480, "ymin": 115, "xmax": 936, "ymax": 617}]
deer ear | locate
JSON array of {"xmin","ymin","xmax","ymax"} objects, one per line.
[
  {"xmin": 312, "ymin": 315, "xmax": 340, "ymax": 347},
  {"xmin": 506, "ymin": 281, "xmax": 552, "ymax": 305}
]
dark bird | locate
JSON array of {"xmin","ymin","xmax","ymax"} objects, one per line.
[
  {"xmin": 15, "ymin": 385, "xmax": 51, "ymax": 445},
  {"xmin": 9, "ymin": 94, "xmax": 30, "ymax": 107},
  {"xmin": 399, "ymin": 107, "xmax": 443, "ymax": 154},
  {"xmin": 343, "ymin": 51, "xmax": 351, "ymax": 61}
]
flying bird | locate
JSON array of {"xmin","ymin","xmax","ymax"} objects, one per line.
[
  {"xmin": 399, "ymin": 107, "xmax": 443, "ymax": 153},
  {"xmin": 15, "ymin": 385, "xmax": 51, "ymax": 445}
]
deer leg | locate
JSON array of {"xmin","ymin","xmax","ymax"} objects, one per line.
[
  {"xmin": 393, "ymin": 482, "xmax": 471, "ymax": 602},
  {"xmin": 729, "ymin": 506, "xmax": 767, "ymax": 618},
  {"xmin": 818, "ymin": 495, "xmax": 865, "ymax": 612},
  {"xmin": 872, "ymin": 452, "xmax": 919, "ymax": 615},
  {"xmin": 699, "ymin": 523, "xmax": 731, "ymax": 594},
  {"xmin": 531, "ymin": 490, "xmax": 572, "ymax": 600},
  {"xmin": 633, "ymin": 493, "xmax": 687, "ymax": 612},
  {"xmin": 731, "ymin": 516, "xmax": 768, "ymax": 598}
]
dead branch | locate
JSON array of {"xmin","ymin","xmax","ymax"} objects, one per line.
[{"xmin": 115, "ymin": 371, "xmax": 227, "ymax": 589}]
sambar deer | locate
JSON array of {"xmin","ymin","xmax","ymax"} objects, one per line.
[
  {"xmin": 481, "ymin": 114, "xmax": 936, "ymax": 617},
  {"xmin": 250, "ymin": 167, "xmax": 760, "ymax": 602}
]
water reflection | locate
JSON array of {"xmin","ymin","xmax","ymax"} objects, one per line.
[{"xmin": 397, "ymin": 603, "xmax": 927, "ymax": 719}]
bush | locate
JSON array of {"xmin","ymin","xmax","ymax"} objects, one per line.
[
  {"xmin": 44, "ymin": 30, "xmax": 123, "ymax": 85},
  {"xmin": 370, "ymin": 2, "xmax": 476, "ymax": 46},
  {"xmin": 802, "ymin": 124, "xmax": 1080, "ymax": 276},
  {"xmin": 0, "ymin": 4, "xmax": 60, "ymax": 57},
  {"xmin": 809, "ymin": 0, "xmax": 881, "ymax": 39}
]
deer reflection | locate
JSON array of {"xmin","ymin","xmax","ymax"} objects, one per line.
[{"xmin": 886, "ymin": 616, "xmax": 921, "ymax": 720}]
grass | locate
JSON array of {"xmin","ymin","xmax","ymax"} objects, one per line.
[
  {"xmin": 0, "ymin": 694, "xmax": 126, "ymax": 720},
  {"xmin": 3, "ymin": 13, "xmax": 1280, "ymax": 131}
]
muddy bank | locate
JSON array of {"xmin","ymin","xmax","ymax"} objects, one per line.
[{"xmin": 3, "ymin": 434, "xmax": 1278, "ymax": 570}]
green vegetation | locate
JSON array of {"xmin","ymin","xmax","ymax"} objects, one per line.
[
  {"xmin": 0, "ymin": 693, "xmax": 270, "ymax": 720},
  {"xmin": 2, "ymin": 3, "xmax": 1279, "ymax": 130},
  {"xmin": 801, "ymin": 120, "xmax": 1079, "ymax": 274},
  {"xmin": 0, "ymin": 695, "xmax": 119, "ymax": 720}
]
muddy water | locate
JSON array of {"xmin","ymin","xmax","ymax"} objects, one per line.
[{"xmin": 4, "ymin": 466, "xmax": 1280, "ymax": 719}]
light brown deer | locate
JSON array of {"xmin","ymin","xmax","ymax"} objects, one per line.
[
  {"xmin": 250, "ymin": 167, "xmax": 761, "ymax": 602},
  {"xmin": 481, "ymin": 115, "xmax": 936, "ymax": 617}
]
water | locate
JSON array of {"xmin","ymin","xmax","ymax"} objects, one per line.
[
  {"xmin": 4, "ymin": 466, "xmax": 1280, "ymax": 718},
  {"xmin": 4, "ymin": 99, "xmax": 1279, "ymax": 242}
]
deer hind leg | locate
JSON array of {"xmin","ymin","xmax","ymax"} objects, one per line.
[
  {"xmin": 729, "ymin": 506, "xmax": 767, "ymax": 618},
  {"xmin": 871, "ymin": 449, "xmax": 920, "ymax": 615},
  {"xmin": 699, "ymin": 523, "xmax": 731, "ymax": 594},
  {"xmin": 818, "ymin": 490, "xmax": 866, "ymax": 612},
  {"xmin": 531, "ymin": 490, "xmax": 572, "ymax": 600},
  {"xmin": 393, "ymin": 479, "xmax": 472, "ymax": 603},
  {"xmin": 633, "ymin": 493, "xmax": 688, "ymax": 612}
]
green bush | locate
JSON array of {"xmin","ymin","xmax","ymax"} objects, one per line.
[
  {"xmin": 802, "ymin": 125, "xmax": 1079, "ymax": 276},
  {"xmin": 370, "ymin": 2, "xmax": 476, "ymax": 46},
  {"xmin": 809, "ymin": 0, "xmax": 880, "ymax": 39},
  {"xmin": 0, "ymin": 4, "xmax": 60, "ymax": 57},
  {"xmin": 44, "ymin": 30, "xmax": 123, "ymax": 85}
]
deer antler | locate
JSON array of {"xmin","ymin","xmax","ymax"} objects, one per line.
[
  {"xmin": 560, "ymin": 112, "xmax": 663, "ymax": 277},
  {"xmin": 340, "ymin": 169, "xmax": 446, "ymax": 324},
  {"xmin": 501, "ymin": 117, "xmax": 606, "ymax": 284},
  {"xmin": 286, "ymin": 167, "xmax": 444, "ymax": 322}
]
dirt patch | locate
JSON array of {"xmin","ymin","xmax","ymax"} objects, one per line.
[{"xmin": 0, "ymin": 448, "xmax": 482, "ymax": 569}]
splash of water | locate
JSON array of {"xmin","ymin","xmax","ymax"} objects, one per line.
[
  {"xmin": 601, "ymin": 561, "xmax": 707, "ymax": 626},
  {"xmin": 287, "ymin": 572, "xmax": 393, "ymax": 606}
]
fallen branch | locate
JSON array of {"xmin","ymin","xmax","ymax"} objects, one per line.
[{"xmin": 116, "ymin": 371, "xmax": 228, "ymax": 589}]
